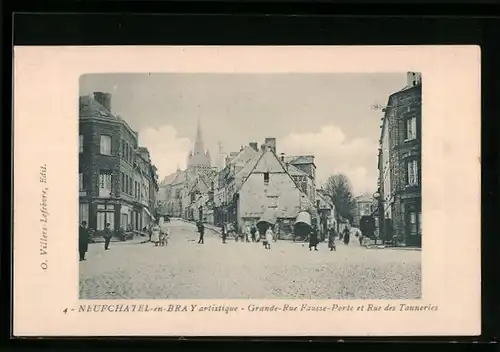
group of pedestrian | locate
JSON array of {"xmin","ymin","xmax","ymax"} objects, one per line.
[
  {"xmin": 78, "ymin": 221, "xmax": 112, "ymax": 261},
  {"xmin": 150, "ymin": 221, "xmax": 170, "ymax": 247}
]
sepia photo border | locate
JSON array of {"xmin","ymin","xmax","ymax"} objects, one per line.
[{"xmin": 13, "ymin": 45, "xmax": 481, "ymax": 337}]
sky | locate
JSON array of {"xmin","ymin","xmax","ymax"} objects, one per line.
[{"xmin": 80, "ymin": 73, "xmax": 407, "ymax": 195}]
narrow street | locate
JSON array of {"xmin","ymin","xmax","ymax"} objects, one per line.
[{"xmin": 80, "ymin": 219, "xmax": 421, "ymax": 300}]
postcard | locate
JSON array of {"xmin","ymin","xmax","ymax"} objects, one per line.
[{"xmin": 13, "ymin": 45, "xmax": 481, "ymax": 336}]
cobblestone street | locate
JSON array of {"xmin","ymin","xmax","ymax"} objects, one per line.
[{"xmin": 80, "ymin": 220, "xmax": 421, "ymax": 300}]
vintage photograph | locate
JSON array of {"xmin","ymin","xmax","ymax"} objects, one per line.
[{"xmin": 78, "ymin": 72, "xmax": 422, "ymax": 300}]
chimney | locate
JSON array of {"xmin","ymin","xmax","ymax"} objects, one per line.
[
  {"xmin": 280, "ymin": 152, "xmax": 285, "ymax": 162},
  {"xmin": 249, "ymin": 142, "xmax": 259, "ymax": 152},
  {"xmin": 93, "ymin": 92, "xmax": 112, "ymax": 111},
  {"xmin": 265, "ymin": 138, "xmax": 276, "ymax": 152},
  {"xmin": 406, "ymin": 72, "xmax": 421, "ymax": 87}
]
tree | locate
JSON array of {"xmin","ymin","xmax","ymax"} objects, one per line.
[{"xmin": 323, "ymin": 174, "xmax": 355, "ymax": 225}]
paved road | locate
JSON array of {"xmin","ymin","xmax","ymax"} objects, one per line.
[{"xmin": 79, "ymin": 219, "xmax": 421, "ymax": 300}]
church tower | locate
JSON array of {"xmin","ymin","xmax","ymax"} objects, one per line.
[{"xmin": 187, "ymin": 118, "xmax": 212, "ymax": 170}]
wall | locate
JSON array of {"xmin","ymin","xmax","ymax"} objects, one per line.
[{"xmin": 238, "ymin": 172, "xmax": 303, "ymax": 221}]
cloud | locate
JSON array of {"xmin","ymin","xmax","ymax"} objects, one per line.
[
  {"xmin": 281, "ymin": 125, "xmax": 378, "ymax": 195},
  {"xmin": 138, "ymin": 124, "xmax": 192, "ymax": 180}
]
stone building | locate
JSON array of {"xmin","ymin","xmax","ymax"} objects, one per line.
[
  {"xmin": 79, "ymin": 92, "xmax": 159, "ymax": 236},
  {"xmin": 217, "ymin": 138, "xmax": 317, "ymax": 237},
  {"xmin": 377, "ymin": 72, "xmax": 422, "ymax": 247}
]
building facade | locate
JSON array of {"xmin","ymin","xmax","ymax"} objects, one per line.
[
  {"xmin": 352, "ymin": 194, "xmax": 373, "ymax": 228},
  {"xmin": 378, "ymin": 72, "xmax": 422, "ymax": 247},
  {"xmin": 79, "ymin": 92, "xmax": 159, "ymax": 236}
]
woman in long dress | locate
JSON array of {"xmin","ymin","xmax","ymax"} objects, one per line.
[
  {"xmin": 151, "ymin": 223, "xmax": 161, "ymax": 247},
  {"xmin": 265, "ymin": 226, "xmax": 273, "ymax": 250}
]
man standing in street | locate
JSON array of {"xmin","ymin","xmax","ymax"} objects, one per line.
[
  {"xmin": 79, "ymin": 221, "xmax": 89, "ymax": 261},
  {"xmin": 197, "ymin": 221, "xmax": 205, "ymax": 244},
  {"xmin": 103, "ymin": 222, "xmax": 113, "ymax": 250}
]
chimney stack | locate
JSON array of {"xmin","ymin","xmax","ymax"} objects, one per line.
[
  {"xmin": 265, "ymin": 138, "xmax": 276, "ymax": 152},
  {"xmin": 93, "ymin": 92, "xmax": 112, "ymax": 112},
  {"xmin": 280, "ymin": 152, "xmax": 285, "ymax": 162},
  {"xmin": 249, "ymin": 142, "xmax": 259, "ymax": 152}
]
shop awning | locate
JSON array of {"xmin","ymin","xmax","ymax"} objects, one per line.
[{"xmin": 144, "ymin": 207, "xmax": 155, "ymax": 221}]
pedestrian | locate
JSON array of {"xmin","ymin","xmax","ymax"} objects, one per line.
[
  {"xmin": 221, "ymin": 223, "xmax": 227, "ymax": 244},
  {"xmin": 197, "ymin": 221, "xmax": 205, "ymax": 244},
  {"xmin": 273, "ymin": 222, "xmax": 280, "ymax": 242},
  {"xmin": 343, "ymin": 227, "xmax": 350, "ymax": 245},
  {"xmin": 250, "ymin": 225, "xmax": 257, "ymax": 243},
  {"xmin": 151, "ymin": 222, "xmax": 161, "ymax": 246},
  {"xmin": 245, "ymin": 225, "xmax": 251, "ymax": 242},
  {"xmin": 328, "ymin": 226, "xmax": 337, "ymax": 252},
  {"xmin": 309, "ymin": 227, "xmax": 319, "ymax": 251},
  {"xmin": 103, "ymin": 222, "xmax": 113, "ymax": 250},
  {"xmin": 79, "ymin": 221, "xmax": 89, "ymax": 261},
  {"xmin": 264, "ymin": 226, "xmax": 273, "ymax": 250}
]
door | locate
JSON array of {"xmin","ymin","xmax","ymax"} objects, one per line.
[{"xmin": 405, "ymin": 206, "xmax": 421, "ymax": 247}]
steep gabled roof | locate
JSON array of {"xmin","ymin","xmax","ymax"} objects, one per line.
[
  {"xmin": 283, "ymin": 155, "xmax": 315, "ymax": 166},
  {"xmin": 230, "ymin": 145, "xmax": 259, "ymax": 167},
  {"xmin": 285, "ymin": 163, "xmax": 308, "ymax": 177},
  {"xmin": 235, "ymin": 148, "xmax": 307, "ymax": 196}
]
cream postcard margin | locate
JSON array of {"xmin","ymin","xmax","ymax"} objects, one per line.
[{"xmin": 13, "ymin": 46, "xmax": 481, "ymax": 337}]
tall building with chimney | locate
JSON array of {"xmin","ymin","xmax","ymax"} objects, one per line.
[{"xmin": 79, "ymin": 92, "xmax": 159, "ymax": 236}]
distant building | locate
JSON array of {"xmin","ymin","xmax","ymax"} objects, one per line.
[
  {"xmin": 378, "ymin": 72, "xmax": 422, "ymax": 246},
  {"xmin": 352, "ymin": 194, "xmax": 374, "ymax": 228},
  {"xmin": 158, "ymin": 119, "xmax": 217, "ymax": 219},
  {"xmin": 79, "ymin": 92, "xmax": 159, "ymax": 235}
]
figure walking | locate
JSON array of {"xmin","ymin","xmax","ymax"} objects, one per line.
[
  {"xmin": 79, "ymin": 221, "xmax": 89, "ymax": 261},
  {"xmin": 328, "ymin": 226, "xmax": 337, "ymax": 252},
  {"xmin": 309, "ymin": 226, "xmax": 319, "ymax": 251},
  {"xmin": 197, "ymin": 221, "xmax": 205, "ymax": 244},
  {"xmin": 103, "ymin": 222, "xmax": 112, "ymax": 250},
  {"xmin": 264, "ymin": 226, "xmax": 273, "ymax": 250},
  {"xmin": 151, "ymin": 221, "xmax": 161, "ymax": 247},
  {"xmin": 250, "ymin": 224, "xmax": 257, "ymax": 242},
  {"xmin": 343, "ymin": 227, "xmax": 351, "ymax": 245},
  {"xmin": 221, "ymin": 223, "xmax": 227, "ymax": 244}
]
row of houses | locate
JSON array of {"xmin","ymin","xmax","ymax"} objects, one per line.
[
  {"xmin": 376, "ymin": 72, "xmax": 422, "ymax": 247},
  {"xmin": 79, "ymin": 92, "xmax": 160, "ymax": 236},
  {"xmin": 158, "ymin": 122, "xmax": 345, "ymax": 240}
]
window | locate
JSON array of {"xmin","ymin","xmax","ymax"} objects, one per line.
[
  {"xmin": 97, "ymin": 211, "xmax": 114, "ymax": 231},
  {"xmin": 264, "ymin": 172, "xmax": 269, "ymax": 185},
  {"xmin": 99, "ymin": 173, "xmax": 112, "ymax": 197},
  {"xmin": 100, "ymin": 135, "xmax": 112, "ymax": 155},
  {"xmin": 409, "ymin": 212, "xmax": 417, "ymax": 235},
  {"xmin": 121, "ymin": 172, "xmax": 125, "ymax": 192},
  {"xmin": 79, "ymin": 203, "xmax": 89, "ymax": 224},
  {"xmin": 129, "ymin": 176, "xmax": 133, "ymax": 194},
  {"xmin": 407, "ymin": 160, "xmax": 419, "ymax": 186},
  {"xmin": 268, "ymin": 196, "xmax": 278, "ymax": 208},
  {"xmin": 405, "ymin": 117, "xmax": 417, "ymax": 140},
  {"xmin": 79, "ymin": 135, "xmax": 84, "ymax": 153},
  {"xmin": 125, "ymin": 175, "xmax": 129, "ymax": 195},
  {"xmin": 79, "ymin": 173, "xmax": 84, "ymax": 191},
  {"xmin": 121, "ymin": 140, "xmax": 125, "ymax": 158}
]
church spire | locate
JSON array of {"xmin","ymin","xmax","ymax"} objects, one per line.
[{"xmin": 193, "ymin": 117, "xmax": 205, "ymax": 155}]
